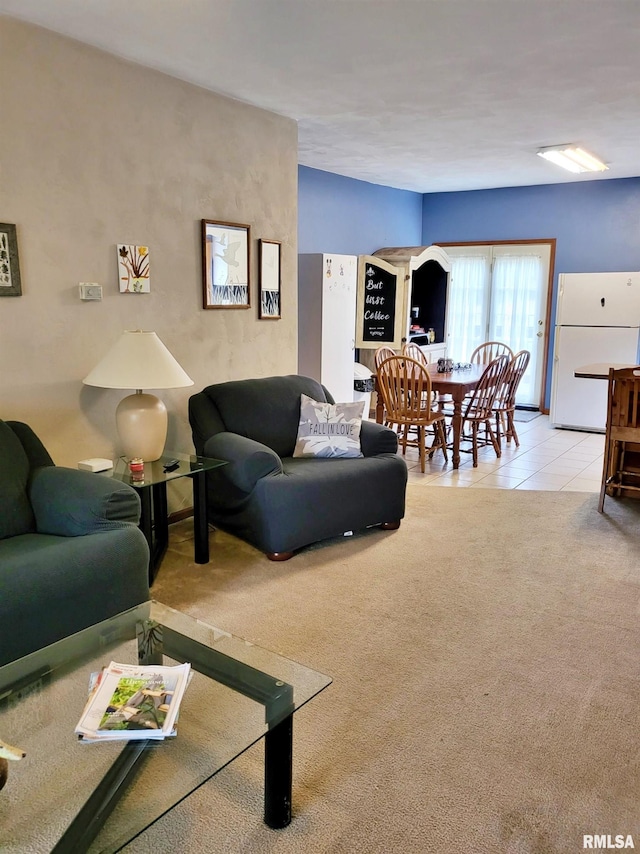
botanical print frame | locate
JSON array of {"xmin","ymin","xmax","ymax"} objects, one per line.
[
  {"xmin": 118, "ymin": 244, "xmax": 150, "ymax": 293},
  {"xmin": 202, "ymin": 219, "xmax": 251, "ymax": 309},
  {"xmin": 259, "ymin": 239, "xmax": 281, "ymax": 319},
  {"xmin": 0, "ymin": 223, "xmax": 22, "ymax": 296}
]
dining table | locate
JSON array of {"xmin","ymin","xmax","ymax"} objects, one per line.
[
  {"xmin": 375, "ymin": 363, "xmax": 486, "ymax": 469},
  {"xmin": 574, "ymin": 363, "xmax": 637, "ymax": 379}
]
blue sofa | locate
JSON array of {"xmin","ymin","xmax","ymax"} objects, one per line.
[{"xmin": 0, "ymin": 420, "xmax": 150, "ymax": 666}]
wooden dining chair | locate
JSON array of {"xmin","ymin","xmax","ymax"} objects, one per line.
[
  {"xmin": 374, "ymin": 346, "xmax": 398, "ymax": 429},
  {"xmin": 598, "ymin": 366, "xmax": 640, "ymax": 512},
  {"xmin": 401, "ymin": 340, "xmax": 453, "ymax": 414},
  {"xmin": 376, "ymin": 355, "xmax": 448, "ymax": 473},
  {"xmin": 493, "ymin": 349, "xmax": 531, "ymax": 449},
  {"xmin": 401, "ymin": 341, "xmax": 429, "ymax": 366},
  {"xmin": 374, "ymin": 345, "xmax": 396, "ymax": 370},
  {"xmin": 450, "ymin": 354, "xmax": 510, "ymax": 466},
  {"xmin": 401, "ymin": 341, "xmax": 437, "ymax": 406},
  {"xmin": 470, "ymin": 341, "xmax": 514, "ymax": 365}
]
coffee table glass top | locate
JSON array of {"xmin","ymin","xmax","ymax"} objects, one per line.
[
  {"xmin": 111, "ymin": 450, "xmax": 226, "ymax": 488},
  {"xmin": 0, "ymin": 601, "xmax": 331, "ymax": 853}
]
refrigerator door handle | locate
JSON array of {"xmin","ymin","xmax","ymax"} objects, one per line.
[{"xmin": 601, "ymin": 297, "xmax": 605, "ymax": 307}]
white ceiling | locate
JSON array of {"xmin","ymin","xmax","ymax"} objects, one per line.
[{"xmin": 2, "ymin": 0, "xmax": 640, "ymax": 193}]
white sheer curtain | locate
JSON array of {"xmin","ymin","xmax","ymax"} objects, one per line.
[
  {"xmin": 446, "ymin": 249, "xmax": 544, "ymax": 407},
  {"xmin": 446, "ymin": 255, "xmax": 489, "ymax": 361},
  {"xmin": 491, "ymin": 254, "xmax": 544, "ymax": 406}
]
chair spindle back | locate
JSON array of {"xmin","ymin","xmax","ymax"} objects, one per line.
[
  {"xmin": 377, "ymin": 356, "xmax": 435, "ymax": 426},
  {"xmin": 463, "ymin": 354, "xmax": 510, "ymax": 420},
  {"xmin": 374, "ymin": 346, "xmax": 396, "ymax": 370},
  {"xmin": 401, "ymin": 342, "xmax": 429, "ymax": 367},
  {"xmin": 470, "ymin": 341, "xmax": 514, "ymax": 365}
]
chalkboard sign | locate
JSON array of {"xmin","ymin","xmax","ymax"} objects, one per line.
[{"xmin": 357, "ymin": 256, "xmax": 402, "ymax": 347}]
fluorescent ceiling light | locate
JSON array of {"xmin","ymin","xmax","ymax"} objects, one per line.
[{"xmin": 537, "ymin": 144, "xmax": 609, "ymax": 174}]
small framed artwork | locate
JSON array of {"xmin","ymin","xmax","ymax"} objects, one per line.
[
  {"xmin": 259, "ymin": 239, "xmax": 281, "ymax": 319},
  {"xmin": 118, "ymin": 244, "xmax": 150, "ymax": 293},
  {"xmin": 0, "ymin": 223, "xmax": 22, "ymax": 297},
  {"xmin": 202, "ymin": 219, "xmax": 251, "ymax": 309}
]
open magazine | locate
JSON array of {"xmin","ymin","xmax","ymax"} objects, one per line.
[{"xmin": 75, "ymin": 660, "xmax": 191, "ymax": 742}]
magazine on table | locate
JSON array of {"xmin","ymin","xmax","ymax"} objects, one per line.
[{"xmin": 75, "ymin": 660, "xmax": 191, "ymax": 742}]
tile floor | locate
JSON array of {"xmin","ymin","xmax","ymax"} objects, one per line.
[{"xmin": 399, "ymin": 413, "xmax": 605, "ymax": 491}]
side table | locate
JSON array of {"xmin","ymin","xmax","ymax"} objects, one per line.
[{"xmin": 112, "ymin": 452, "xmax": 226, "ymax": 584}]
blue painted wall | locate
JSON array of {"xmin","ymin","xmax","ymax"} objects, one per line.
[
  {"xmin": 298, "ymin": 165, "xmax": 423, "ymax": 254},
  {"xmin": 422, "ymin": 178, "xmax": 640, "ymax": 275},
  {"xmin": 422, "ymin": 177, "xmax": 640, "ymax": 406}
]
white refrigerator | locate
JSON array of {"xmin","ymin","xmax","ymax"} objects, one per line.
[
  {"xmin": 298, "ymin": 254, "xmax": 358, "ymax": 402},
  {"xmin": 550, "ymin": 272, "xmax": 640, "ymax": 431}
]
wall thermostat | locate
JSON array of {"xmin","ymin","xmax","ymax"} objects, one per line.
[{"xmin": 79, "ymin": 283, "xmax": 102, "ymax": 300}]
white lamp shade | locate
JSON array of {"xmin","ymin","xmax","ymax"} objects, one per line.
[{"xmin": 83, "ymin": 330, "xmax": 194, "ymax": 390}]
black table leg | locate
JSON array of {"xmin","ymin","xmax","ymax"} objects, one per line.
[
  {"xmin": 51, "ymin": 741, "xmax": 150, "ymax": 853},
  {"xmin": 138, "ymin": 489, "xmax": 153, "ymax": 576},
  {"xmin": 264, "ymin": 714, "xmax": 293, "ymax": 829},
  {"xmin": 149, "ymin": 483, "xmax": 169, "ymax": 583},
  {"xmin": 192, "ymin": 471, "xmax": 209, "ymax": 564}
]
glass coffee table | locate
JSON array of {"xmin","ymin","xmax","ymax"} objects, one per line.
[{"xmin": 0, "ymin": 601, "xmax": 331, "ymax": 853}]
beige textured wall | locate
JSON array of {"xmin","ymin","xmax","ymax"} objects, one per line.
[{"xmin": 0, "ymin": 18, "xmax": 298, "ymax": 510}]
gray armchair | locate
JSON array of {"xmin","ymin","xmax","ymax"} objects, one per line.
[
  {"xmin": 189, "ymin": 375, "xmax": 407, "ymax": 559},
  {"xmin": 0, "ymin": 419, "xmax": 150, "ymax": 666}
]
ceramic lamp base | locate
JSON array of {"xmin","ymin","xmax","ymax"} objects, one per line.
[{"xmin": 116, "ymin": 392, "xmax": 167, "ymax": 461}]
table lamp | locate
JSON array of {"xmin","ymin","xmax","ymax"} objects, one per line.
[{"xmin": 83, "ymin": 330, "xmax": 194, "ymax": 461}]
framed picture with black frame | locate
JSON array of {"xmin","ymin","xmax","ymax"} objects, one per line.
[
  {"xmin": 258, "ymin": 238, "xmax": 281, "ymax": 319},
  {"xmin": 0, "ymin": 223, "xmax": 22, "ymax": 297},
  {"xmin": 201, "ymin": 219, "xmax": 251, "ymax": 309}
]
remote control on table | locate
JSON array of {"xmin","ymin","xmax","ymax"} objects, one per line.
[{"xmin": 163, "ymin": 459, "xmax": 180, "ymax": 472}]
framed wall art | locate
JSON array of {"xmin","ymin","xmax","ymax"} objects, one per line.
[
  {"xmin": 0, "ymin": 223, "xmax": 22, "ymax": 297},
  {"xmin": 117, "ymin": 244, "xmax": 150, "ymax": 293},
  {"xmin": 201, "ymin": 219, "xmax": 251, "ymax": 309},
  {"xmin": 258, "ymin": 239, "xmax": 281, "ymax": 319}
]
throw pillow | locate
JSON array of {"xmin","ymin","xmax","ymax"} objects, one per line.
[{"xmin": 293, "ymin": 394, "xmax": 364, "ymax": 458}]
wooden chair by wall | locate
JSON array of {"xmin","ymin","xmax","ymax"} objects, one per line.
[
  {"xmin": 470, "ymin": 341, "xmax": 514, "ymax": 365},
  {"xmin": 493, "ymin": 349, "xmax": 531, "ymax": 449},
  {"xmin": 449, "ymin": 354, "xmax": 510, "ymax": 466},
  {"xmin": 598, "ymin": 366, "xmax": 640, "ymax": 512},
  {"xmin": 376, "ymin": 355, "xmax": 448, "ymax": 473}
]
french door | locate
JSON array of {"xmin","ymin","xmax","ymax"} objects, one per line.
[{"xmin": 444, "ymin": 242, "xmax": 553, "ymax": 409}]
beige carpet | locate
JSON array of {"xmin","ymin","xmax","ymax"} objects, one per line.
[{"xmin": 122, "ymin": 486, "xmax": 640, "ymax": 854}]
